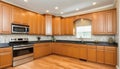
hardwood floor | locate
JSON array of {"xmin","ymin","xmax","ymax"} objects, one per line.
[{"xmin": 7, "ymin": 55, "xmax": 116, "ymax": 69}]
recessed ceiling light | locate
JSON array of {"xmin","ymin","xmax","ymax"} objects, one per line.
[
  {"xmin": 24, "ymin": 0, "xmax": 28, "ymax": 2},
  {"xmin": 75, "ymin": 8, "xmax": 79, "ymax": 11},
  {"xmin": 55, "ymin": 7, "xmax": 59, "ymax": 10},
  {"xmin": 92, "ymin": 2, "xmax": 97, "ymax": 5},
  {"xmin": 60, "ymin": 12, "xmax": 63, "ymax": 14},
  {"xmin": 46, "ymin": 10, "xmax": 49, "ymax": 13}
]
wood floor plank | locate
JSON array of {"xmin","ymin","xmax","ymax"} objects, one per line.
[{"xmin": 7, "ymin": 55, "xmax": 116, "ymax": 69}]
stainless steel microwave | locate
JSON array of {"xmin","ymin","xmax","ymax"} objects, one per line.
[{"xmin": 12, "ymin": 24, "xmax": 29, "ymax": 34}]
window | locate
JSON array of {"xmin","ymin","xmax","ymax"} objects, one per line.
[{"xmin": 75, "ymin": 19, "xmax": 91, "ymax": 38}]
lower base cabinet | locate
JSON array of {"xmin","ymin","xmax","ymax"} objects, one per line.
[
  {"xmin": 0, "ymin": 47, "xmax": 12, "ymax": 69},
  {"xmin": 34, "ymin": 43, "xmax": 117, "ymax": 66},
  {"xmin": 34, "ymin": 43, "xmax": 52, "ymax": 59},
  {"xmin": 105, "ymin": 46, "xmax": 117, "ymax": 65}
]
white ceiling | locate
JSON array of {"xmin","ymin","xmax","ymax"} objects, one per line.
[{"xmin": 2, "ymin": 0, "xmax": 115, "ymax": 17}]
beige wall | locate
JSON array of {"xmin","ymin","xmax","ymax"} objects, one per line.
[{"xmin": 116, "ymin": 0, "xmax": 120, "ymax": 69}]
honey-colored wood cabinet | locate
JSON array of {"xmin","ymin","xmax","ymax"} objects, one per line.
[
  {"xmin": 37, "ymin": 14, "xmax": 45, "ymax": 35},
  {"xmin": 92, "ymin": 9, "xmax": 116, "ymax": 35},
  {"xmin": 97, "ymin": 46, "xmax": 105, "ymax": 63},
  {"xmin": 105, "ymin": 46, "xmax": 117, "ymax": 65},
  {"xmin": 28, "ymin": 12, "xmax": 38, "ymax": 34},
  {"xmin": 79, "ymin": 45, "xmax": 87, "ymax": 60},
  {"xmin": 34, "ymin": 43, "xmax": 52, "ymax": 59},
  {"xmin": 52, "ymin": 16, "xmax": 62, "ymax": 35},
  {"xmin": 61, "ymin": 17, "xmax": 74, "ymax": 35},
  {"xmin": 87, "ymin": 45, "xmax": 97, "ymax": 62},
  {"xmin": 0, "ymin": 47, "xmax": 12, "ymax": 69},
  {"xmin": 0, "ymin": 2, "xmax": 12, "ymax": 34}
]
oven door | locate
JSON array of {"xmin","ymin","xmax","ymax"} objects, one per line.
[
  {"xmin": 12, "ymin": 24, "xmax": 29, "ymax": 34},
  {"xmin": 13, "ymin": 47, "xmax": 33, "ymax": 57}
]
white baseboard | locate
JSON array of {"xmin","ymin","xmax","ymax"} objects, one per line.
[{"xmin": 116, "ymin": 65, "xmax": 119, "ymax": 69}]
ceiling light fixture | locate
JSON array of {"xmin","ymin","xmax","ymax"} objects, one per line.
[
  {"xmin": 46, "ymin": 10, "xmax": 49, "ymax": 13},
  {"xmin": 75, "ymin": 8, "xmax": 79, "ymax": 11},
  {"xmin": 61, "ymin": 12, "xmax": 63, "ymax": 14},
  {"xmin": 24, "ymin": 0, "xmax": 28, "ymax": 2},
  {"xmin": 55, "ymin": 7, "xmax": 59, "ymax": 10},
  {"xmin": 92, "ymin": 2, "xmax": 97, "ymax": 5}
]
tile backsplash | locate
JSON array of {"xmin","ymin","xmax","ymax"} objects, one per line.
[
  {"xmin": 0, "ymin": 34, "xmax": 116, "ymax": 43},
  {"xmin": 0, "ymin": 35, "xmax": 51, "ymax": 43},
  {"xmin": 55, "ymin": 35, "xmax": 116, "ymax": 42}
]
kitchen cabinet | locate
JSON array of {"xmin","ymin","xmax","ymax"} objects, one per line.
[
  {"xmin": 97, "ymin": 46, "xmax": 105, "ymax": 63},
  {"xmin": 92, "ymin": 9, "xmax": 116, "ymax": 35},
  {"xmin": 28, "ymin": 12, "xmax": 38, "ymax": 34},
  {"xmin": 87, "ymin": 45, "xmax": 97, "ymax": 62},
  {"xmin": 105, "ymin": 46, "xmax": 117, "ymax": 65},
  {"xmin": 34, "ymin": 43, "xmax": 52, "ymax": 59},
  {"xmin": 0, "ymin": 2, "xmax": 12, "ymax": 34},
  {"xmin": 79, "ymin": 45, "xmax": 87, "ymax": 60},
  {"xmin": 37, "ymin": 14, "xmax": 45, "ymax": 35},
  {"xmin": 12, "ymin": 7, "xmax": 28, "ymax": 25},
  {"xmin": 45, "ymin": 14, "xmax": 52, "ymax": 35},
  {"xmin": 52, "ymin": 16, "xmax": 62, "ymax": 35},
  {"xmin": 0, "ymin": 47, "xmax": 12, "ymax": 68},
  {"xmin": 61, "ymin": 17, "xmax": 74, "ymax": 35},
  {"xmin": 67, "ymin": 44, "xmax": 80, "ymax": 58}
]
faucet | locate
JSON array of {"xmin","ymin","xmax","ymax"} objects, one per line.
[{"xmin": 80, "ymin": 37, "xmax": 84, "ymax": 43}]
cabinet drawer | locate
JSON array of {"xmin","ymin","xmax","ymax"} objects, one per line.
[
  {"xmin": 105, "ymin": 46, "xmax": 117, "ymax": 51},
  {"xmin": 97, "ymin": 46, "xmax": 105, "ymax": 50},
  {"xmin": 88, "ymin": 46, "xmax": 96, "ymax": 49},
  {"xmin": 0, "ymin": 47, "xmax": 12, "ymax": 53}
]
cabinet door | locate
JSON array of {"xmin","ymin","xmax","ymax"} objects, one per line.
[
  {"xmin": 105, "ymin": 50, "xmax": 117, "ymax": 65},
  {"xmin": 79, "ymin": 45, "xmax": 87, "ymax": 60},
  {"xmin": 21, "ymin": 10, "xmax": 28, "ymax": 25},
  {"xmin": 92, "ymin": 12, "xmax": 106, "ymax": 34},
  {"xmin": 28, "ymin": 12, "xmax": 37, "ymax": 34},
  {"xmin": 67, "ymin": 45, "xmax": 80, "ymax": 58},
  {"xmin": 106, "ymin": 9, "xmax": 116, "ymax": 34},
  {"xmin": 2, "ymin": 3, "xmax": 12, "ymax": 34},
  {"xmin": 0, "ymin": 52, "xmax": 12, "ymax": 68},
  {"xmin": 67, "ymin": 17, "xmax": 74, "ymax": 35},
  {"xmin": 97, "ymin": 50, "xmax": 104, "ymax": 63},
  {"xmin": 12, "ymin": 7, "xmax": 22, "ymax": 24},
  {"xmin": 97, "ymin": 46, "xmax": 105, "ymax": 63},
  {"xmin": 87, "ymin": 46, "xmax": 97, "ymax": 62},
  {"xmin": 34, "ymin": 43, "xmax": 51, "ymax": 59},
  {"xmin": 0, "ymin": 3, "xmax": 3, "ymax": 33},
  {"xmin": 52, "ymin": 17, "xmax": 61, "ymax": 35}
]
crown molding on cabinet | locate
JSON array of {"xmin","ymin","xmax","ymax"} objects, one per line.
[{"xmin": 61, "ymin": 4, "xmax": 115, "ymax": 17}]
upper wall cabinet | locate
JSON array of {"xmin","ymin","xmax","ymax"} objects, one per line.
[
  {"xmin": 37, "ymin": 14, "xmax": 45, "ymax": 35},
  {"xmin": 0, "ymin": 2, "xmax": 12, "ymax": 34},
  {"xmin": 45, "ymin": 14, "xmax": 53, "ymax": 35},
  {"xmin": 52, "ymin": 16, "xmax": 62, "ymax": 35},
  {"xmin": 12, "ymin": 7, "xmax": 28, "ymax": 25},
  {"xmin": 27, "ymin": 12, "xmax": 38, "ymax": 34},
  {"xmin": 92, "ymin": 9, "xmax": 116, "ymax": 35},
  {"xmin": 61, "ymin": 17, "xmax": 74, "ymax": 35}
]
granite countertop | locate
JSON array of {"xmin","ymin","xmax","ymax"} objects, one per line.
[{"xmin": 0, "ymin": 40, "xmax": 118, "ymax": 48}]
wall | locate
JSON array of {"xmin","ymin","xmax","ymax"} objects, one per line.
[
  {"xmin": 116, "ymin": 0, "xmax": 120, "ymax": 69},
  {"xmin": 55, "ymin": 35, "xmax": 115, "ymax": 42},
  {"xmin": 0, "ymin": 35, "xmax": 51, "ymax": 43}
]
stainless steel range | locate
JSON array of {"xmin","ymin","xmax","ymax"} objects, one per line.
[{"xmin": 9, "ymin": 38, "xmax": 34, "ymax": 66}]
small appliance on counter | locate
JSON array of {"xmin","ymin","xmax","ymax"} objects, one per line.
[
  {"xmin": 37, "ymin": 37, "xmax": 41, "ymax": 42},
  {"xmin": 108, "ymin": 37, "xmax": 114, "ymax": 44},
  {"xmin": 9, "ymin": 38, "xmax": 33, "ymax": 66}
]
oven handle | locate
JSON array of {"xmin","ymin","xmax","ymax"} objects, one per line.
[{"xmin": 13, "ymin": 46, "xmax": 33, "ymax": 50}]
